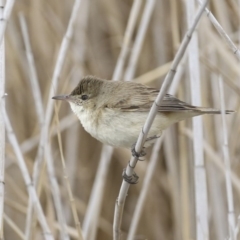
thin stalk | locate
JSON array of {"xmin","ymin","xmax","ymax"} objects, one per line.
[
  {"xmin": 33, "ymin": 0, "xmax": 82, "ymax": 188},
  {"xmin": 124, "ymin": 0, "xmax": 156, "ymax": 81},
  {"xmin": 0, "ymin": 0, "xmax": 15, "ymax": 46},
  {"xmin": 179, "ymin": 120, "xmax": 192, "ymax": 240},
  {"xmin": 204, "ymin": 26, "xmax": 240, "ymax": 78},
  {"xmin": 45, "ymin": 144, "xmax": 70, "ymax": 240},
  {"xmin": 54, "ymin": 104, "xmax": 83, "ymax": 240},
  {"xmin": 18, "ymin": 13, "xmax": 47, "ymax": 239},
  {"xmin": 82, "ymin": 145, "xmax": 113, "ymax": 240},
  {"xmin": 3, "ymin": 108, "xmax": 53, "ymax": 240},
  {"xmin": 0, "ymin": 0, "xmax": 4, "ymax": 238},
  {"xmin": 187, "ymin": 0, "xmax": 208, "ymax": 239},
  {"xmin": 112, "ymin": 0, "xmax": 143, "ymax": 80},
  {"xmin": 218, "ymin": 77, "xmax": 236, "ymax": 239},
  {"xmin": 181, "ymin": 127, "xmax": 240, "ymax": 193},
  {"xmin": 24, "ymin": 197, "xmax": 34, "ymax": 240},
  {"xmin": 207, "ymin": 53, "xmax": 226, "ymax": 240},
  {"xmin": 27, "ymin": 0, "xmax": 82, "ymax": 238},
  {"xmin": 3, "ymin": 214, "xmax": 24, "ymax": 240},
  {"xmin": 113, "ymin": 1, "xmax": 209, "ymax": 239},
  {"xmin": 235, "ymin": 217, "xmax": 240, "ymax": 239},
  {"xmin": 19, "ymin": 13, "xmax": 44, "ymax": 126},
  {"xmin": 197, "ymin": 0, "xmax": 240, "ymax": 60},
  {"xmin": 127, "ymin": 56, "xmax": 186, "ymax": 239},
  {"xmin": 127, "ymin": 136, "xmax": 164, "ymax": 240}
]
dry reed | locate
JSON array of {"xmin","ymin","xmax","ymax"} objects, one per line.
[{"xmin": 1, "ymin": 0, "xmax": 240, "ymax": 240}]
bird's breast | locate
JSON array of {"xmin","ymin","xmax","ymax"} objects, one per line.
[
  {"xmin": 69, "ymin": 104, "xmax": 180, "ymax": 148},
  {"xmin": 70, "ymin": 103, "xmax": 106, "ymax": 139}
]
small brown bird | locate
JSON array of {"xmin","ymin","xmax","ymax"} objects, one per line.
[{"xmin": 52, "ymin": 76, "xmax": 234, "ymax": 150}]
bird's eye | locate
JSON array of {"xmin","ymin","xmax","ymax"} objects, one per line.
[{"xmin": 81, "ymin": 95, "xmax": 88, "ymax": 100}]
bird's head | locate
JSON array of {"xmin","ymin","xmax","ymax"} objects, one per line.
[{"xmin": 52, "ymin": 76, "xmax": 105, "ymax": 110}]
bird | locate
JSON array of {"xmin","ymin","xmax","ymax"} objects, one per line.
[
  {"xmin": 52, "ymin": 75, "xmax": 233, "ymax": 147},
  {"xmin": 52, "ymin": 76, "xmax": 234, "ymax": 183}
]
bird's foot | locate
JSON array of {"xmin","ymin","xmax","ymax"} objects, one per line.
[
  {"xmin": 131, "ymin": 144, "xmax": 146, "ymax": 159},
  {"xmin": 131, "ymin": 135, "xmax": 160, "ymax": 160},
  {"xmin": 122, "ymin": 168, "xmax": 139, "ymax": 184}
]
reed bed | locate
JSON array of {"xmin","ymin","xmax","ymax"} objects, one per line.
[{"xmin": 1, "ymin": 0, "xmax": 240, "ymax": 239}]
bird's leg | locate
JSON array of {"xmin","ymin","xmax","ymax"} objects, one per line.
[
  {"xmin": 126, "ymin": 135, "xmax": 160, "ymax": 184},
  {"xmin": 145, "ymin": 135, "xmax": 161, "ymax": 144},
  {"xmin": 122, "ymin": 162, "xmax": 139, "ymax": 184}
]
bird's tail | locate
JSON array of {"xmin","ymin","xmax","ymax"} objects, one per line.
[{"xmin": 198, "ymin": 107, "xmax": 235, "ymax": 114}]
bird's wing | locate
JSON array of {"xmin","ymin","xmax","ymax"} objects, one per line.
[{"xmin": 112, "ymin": 87, "xmax": 199, "ymax": 112}]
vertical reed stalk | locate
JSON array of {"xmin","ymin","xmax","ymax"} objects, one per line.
[
  {"xmin": 124, "ymin": 0, "xmax": 156, "ymax": 80},
  {"xmin": 186, "ymin": 1, "xmax": 209, "ymax": 239},
  {"xmin": 218, "ymin": 77, "xmax": 235, "ymax": 239},
  {"xmin": 0, "ymin": 0, "xmax": 4, "ymax": 238}
]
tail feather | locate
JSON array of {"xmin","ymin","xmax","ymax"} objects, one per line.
[{"xmin": 198, "ymin": 108, "xmax": 235, "ymax": 114}]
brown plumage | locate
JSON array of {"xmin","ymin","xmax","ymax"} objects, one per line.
[
  {"xmin": 53, "ymin": 76, "xmax": 234, "ymax": 148},
  {"xmin": 69, "ymin": 76, "xmax": 233, "ymax": 114}
]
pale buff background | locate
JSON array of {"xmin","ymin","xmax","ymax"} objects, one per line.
[{"xmin": 4, "ymin": 0, "xmax": 240, "ymax": 239}]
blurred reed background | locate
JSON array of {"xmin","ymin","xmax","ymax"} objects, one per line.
[{"xmin": 2, "ymin": 0, "xmax": 240, "ymax": 239}]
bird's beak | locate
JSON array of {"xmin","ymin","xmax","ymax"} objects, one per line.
[{"xmin": 52, "ymin": 94, "xmax": 70, "ymax": 101}]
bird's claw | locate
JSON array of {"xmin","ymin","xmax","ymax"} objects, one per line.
[
  {"xmin": 131, "ymin": 144, "xmax": 146, "ymax": 159},
  {"xmin": 122, "ymin": 168, "xmax": 139, "ymax": 184}
]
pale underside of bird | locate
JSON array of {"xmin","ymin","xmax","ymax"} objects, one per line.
[{"xmin": 53, "ymin": 76, "xmax": 234, "ymax": 149}]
